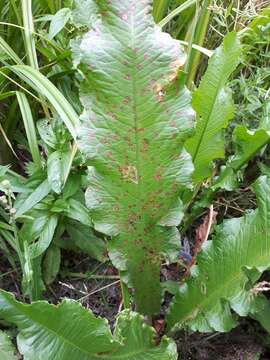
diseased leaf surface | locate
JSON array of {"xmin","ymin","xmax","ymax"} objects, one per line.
[
  {"xmin": 0, "ymin": 291, "xmax": 177, "ymax": 360},
  {"xmin": 167, "ymin": 176, "xmax": 270, "ymax": 332},
  {"xmin": 74, "ymin": 0, "xmax": 195, "ymax": 314}
]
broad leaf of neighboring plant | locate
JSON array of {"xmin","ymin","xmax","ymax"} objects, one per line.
[
  {"xmin": 167, "ymin": 176, "xmax": 270, "ymax": 332},
  {"xmin": 0, "ymin": 330, "xmax": 17, "ymax": 360},
  {"xmin": 73, "ymin": 0, "xmax": 195, "ymax": 314},
  {"xmin": 242, "ymin": 6, "xmax": 270, "ymax": 41},
  {"xmin": 0, "ymin": 291, "xmax": 177, "ymax": 360},
  {"xmin": 185, "ymin": 32, "xmax": 241, "ymax": 182},
  {"xmin": 213, "ymin": 126, "xmax": 270, "ymax": 191},
  {"xmin": 214, "ymin": 102, "xmax": 270, "ymax": 190}
]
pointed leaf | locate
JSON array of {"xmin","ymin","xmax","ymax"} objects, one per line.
[
  {"xmin": 185, "ymin": 32, "xmax": 241, "ymax": 182},
  {"xmin": 0, "ymin": 291, "xmax": 177, "ymax": 360},
  {"xmin": 74, "ymin": 0, "xmax": 195, "ymax": 315},
  {"xmin": 167, "ymin": 176, "xmax": 270, "ymax": 332},
  {"xmin": 48, "ymin": 8, "xmax": 71, "ymax": 39}
]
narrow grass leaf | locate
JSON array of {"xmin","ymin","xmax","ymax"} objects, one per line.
[
  {"xmin": 11, "ymin": 65, "xmax": 78, "ymax": 139},
  {"xmin": 16, "ymin": 91, "xmax": 42, "ymax": 168},
  {"xmin": 0, "ymin": 35, "xmax": 23, "ymax": 64}
]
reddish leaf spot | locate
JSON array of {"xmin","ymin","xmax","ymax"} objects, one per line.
[
  {"xmin": 123, "ymin": 97, "xmax": 130, "ymax": 104},
  {"xmin": 144, "ymin": 54, "xmax": 149, "ymax": 61},
  {"xmin": 137, "ymin": 128, "xmax": 145, "ymax": 133},
  {"xmin": 170, "ymin": 120, "xmax": 177, "ymax": 127}
]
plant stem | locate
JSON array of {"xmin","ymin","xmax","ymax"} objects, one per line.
[
  {"xmin": 21, "ymin": 0, "xmax": 50, "ymax": 119},
  {"xmin": 186, "ymin": 0, "xmax": 213, "ymax": 88},
  {"xmin": 120, "ymin": 274, "xmax": 130, "ymax": 309},
  {"xmin": 184, "ymin": 0, "xmax": 200, "ymax": 75},
  {"xmin": 66, "ymin": 272, "xmax": 120, "ymax": 280}
]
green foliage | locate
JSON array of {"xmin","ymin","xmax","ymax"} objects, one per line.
[
  {"xmin": 185, "ymin": 32, "xmax": 241, "ymax": 182},
  {"xmin": 167, "ymin": 176, "xmax": 270, "ymax": 332},
  {"xmin": 0, "ymin": 1, "xmax": 270, "ymax": 358},
  {"xmin": 0, "ymin": 330, "xmax": 17, "ymax": 360},
  {"xmin": 74, "ymin": 0, "xmax": 195, "ymax": 315},
  {"xmin": 0, "ymin": 290, "xmax": 177, "ymax": 360}
]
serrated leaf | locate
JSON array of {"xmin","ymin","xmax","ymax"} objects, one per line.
[
  {"xmin": 0, "ymin": 291, "xmax": 177, "ymax": 360},
  {"xmin": 74, "ymin": 0, "xmax": 194, "ymax": 315},
  {"xmin": 48, "ymin": 8, "xmax": 71, "ymax": 39},
  {"xmin": 185, "ymin": 32, "xmax": 241, "ymax": 182},
  {"xmin": 167, "ymin": 175, "xmax": 270, "ymax": 332},
  {"xmin": 0, "ymin": 330, "xmax": 17, "ymax": 360}
]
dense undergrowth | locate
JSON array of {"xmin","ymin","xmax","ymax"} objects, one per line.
[{"xmin": 0, "ymin": 0, "xmax": 270, "ymax": 359}]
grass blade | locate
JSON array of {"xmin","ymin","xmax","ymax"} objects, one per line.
[
  {"xmin": 159, "ymin": 0, "xmax": 196, "ymax": 28},
  {"xmin": 0, "ymin": 35, "xmax": 23, "ymax": 64},
  {"xmin": 11, "ymin": 65, "xmax": 78, "ymax": 139},
  {"xmin": 16, "ymin": 91, "xmax": 42, "ymax": 168},
  {"xmin": 21, "ymin": 0, "xmax": 39, "ymax": 69},
  {"xmin": 153, "ymin": 0, "xmax": 170, "ymax": 23}
]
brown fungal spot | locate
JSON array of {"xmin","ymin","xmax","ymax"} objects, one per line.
[
  {"xmin": 123, "ymin": 97, "xmax": 130, "ymax": 104},
  {"xmin": 137, "ymin": 127, "xmax": 145, "ymax": 133},
  {"xmin": 118, "ymin": 165, "xmax": 138, "ymax": 184}
]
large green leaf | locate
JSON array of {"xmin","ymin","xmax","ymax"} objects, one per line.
[
  {"xmin": 185, "ymin": 32, "xmax": 241, "ymax": 182},
  {"xmin": 0, "ymin": 290, "xmax": 177, "ymax": 360},
  {"xmin": 0, "ymin": 330, "xmax": 17, "ymax": 360},
  {"xmin": 74, "ymin": 0, "xmax": 195, "ymax": 314},
  {"xmin": 167, "ymin": 175, "xmax": 270, "ymax": 332}
]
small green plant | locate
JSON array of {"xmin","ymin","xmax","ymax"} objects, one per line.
[{"xmin": 1, "ymin": 0, "xmax": 270, "ymax": 359}]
